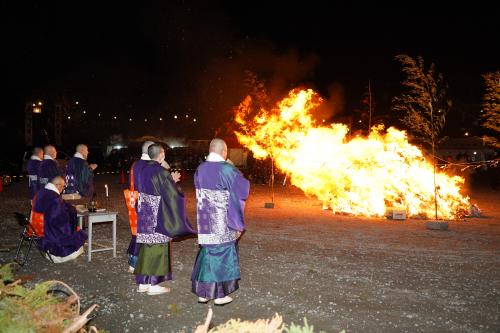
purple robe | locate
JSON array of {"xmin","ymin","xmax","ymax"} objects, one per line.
[
  {"xmin": 194, "ymin": 161, "xmax": 250, "ymax": 245},
  {"xmin": 38, "ymin": 159, "xmax": 63, "ymax": 187},
  {"xmin": 64, "ymin": 157, "xmax": 94, "ymax": 197},
  {"xmin": 131, "ymin": 159, "xmax": 149, "ymax": 188},
  {"xmin": 191, "ymin": 161, "xmax": 250, "ymax": 299},
  {"xmin": 27, "ymin": 158, "xmax": 41, "ymax": 199},
  {"xmin": 134, "ymin": 160, "xmax": 194, "ymax": 285},
  {"xmin": 136, "ymin": 161, "xmax": 195, "ymax": 243},
  {"xmin": 33, "ymin": 188, "xmax": 87, "ymax": 258}
]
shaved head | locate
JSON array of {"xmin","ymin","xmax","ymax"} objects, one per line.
[
  {"xmin": 50, "ymin": 176, "xmax": 65, "ymax": 193},
  {"xmin": 76, "ymin": 144, "xmax": 89, "ymax": 159},
  {"xmin": 209, "ymin": 138, "xmax": 227, "ymax": 160},
  {"xmin": 44, "ymin": 145, "xmax": 57, "ymax": 159},
  {"xmin": 148, "ymin": 143, "xmax": 165, "ymax": 162},
  {"xmin": 33, "ymin": 147, "xmax": 43, "ymax": 158},
  {"xmin": 142, "ymin": 141, "xmax": 155, "ymax": 154},
  {"xmin": 76, "ymin": 144, "xmax": 87, "ymax": 153},
  {"xmin": 50, "ymin": 175, "xmax": 65, "ymax": 186}
]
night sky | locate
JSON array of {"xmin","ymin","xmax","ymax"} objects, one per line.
[{"xmin": 3, "ymin": 1, "xmax": 499, "ymax": 152}]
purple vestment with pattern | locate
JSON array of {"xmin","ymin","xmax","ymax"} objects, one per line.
[
  {"xmin": 191, "ymin": 160, "xmax": 250, "ymax": 299},
  {"xmin": 195, "ymin": 161, "xmax": 249, "ymax": 244},
  {"xmin": 136, "ymin": 161, "xmax": 194, "ymax": 243},
  {"xmin": 134, "ymin": 160, "xmax": 195, "ymax": 285}
]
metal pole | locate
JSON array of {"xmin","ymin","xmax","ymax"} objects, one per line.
[
  {"xmin": 271, "ymin": 156, "xmax": 275, "ymax": 203},
  {"xmin": 430, "ymin": 102, "xmax": 438, "ymax": 220}
]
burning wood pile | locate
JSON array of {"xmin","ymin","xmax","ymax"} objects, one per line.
[{"xmin": 235, "ymin": 88, "xmax": 470, "ymax": 219}]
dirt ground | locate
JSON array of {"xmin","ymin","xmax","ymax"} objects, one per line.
[{"xmin": 1, "ymin": 174, "xmax": 499, "ymax": 333}]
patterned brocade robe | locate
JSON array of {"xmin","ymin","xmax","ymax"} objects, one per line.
[
  {"xmin": 136, "ymin": 161, "xmax": 195, "ymax": 244},
  {"xmin": 134, "ymin": 160, "xmax": 195, "ymax": 284},
  {"xmin": 195, "ymin": 161, "xmax": 249, "ymax": 245},
  {"xmin": 191, "ymin": 158, "xmax": 250, "ymax": 299}
]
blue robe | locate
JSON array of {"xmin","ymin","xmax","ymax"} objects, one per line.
[
  {"xmin": 27, "ymin": 159, "xmax": 42, "ymax": 199},
  {"xmin": 33, "ymin": 188, "xmax": 87, "ymax": 260},
  {"xmin": 135, "ymin": 160, "xmax": 195, "ymax": 285},
  {"xmin": 38, "ymin": 159, "xmax": 63, "ymax": 188},
  {"xmin": 64, "ymin": 156, "xmax": 94, "ymax": 197},
  {"xmin": 191, "ymin": 160, "xmax": 250, "ymax": 299}
]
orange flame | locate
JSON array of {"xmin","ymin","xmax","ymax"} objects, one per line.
[{"xmin": 235, "ymin": 88, "xmax": 469, "ymax": 219}]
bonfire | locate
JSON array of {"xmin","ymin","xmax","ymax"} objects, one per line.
[{"xmin": 235, "ymin": 88, "xmax": 469, "ymax": 219}]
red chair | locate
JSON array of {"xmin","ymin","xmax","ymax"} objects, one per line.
[{"xmin": 14, "ymin": 212, "xmax": 53, "ymax": 266}]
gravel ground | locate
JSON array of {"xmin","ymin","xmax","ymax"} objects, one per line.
[{"xmin": 1, "ymin": 174, "xmax": 499, "ymax": 333}]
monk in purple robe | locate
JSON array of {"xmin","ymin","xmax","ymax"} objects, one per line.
[
  {"xmin": 33, "ymin": 176, "xmax": 87, "ymax": 263},
  {"xmin": 191, "ymin": 138, "xmax": 250, "ymax": 305},
  {"xmin": 38, "ymin": 145, "xmax": 64, "ymax": 188},
  {"xmin": 64, "ymin": 144, "xmax": 97, "ymax": 198},
  {"xmin": 126, "ymin": 140, "xmax": 154, "ymax": 273},
  {"xmin": 27, "ymin": 147, "xmax": 43, "ymax": 199},
  {"xmin": 135, "ymin": 144, "xmax": 195, "ymax": 296}
]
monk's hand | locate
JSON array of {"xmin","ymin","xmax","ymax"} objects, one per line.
[
  {"xmin": 171, "ymin": 171, "xmax": 181, "ymax": 183},
  {"xmin": 236, "ymin": 231, "xmax": 242, "ymax": 239},
  {"xmin": 89, "ymin": 163, "xmax": 97, "ymax": 170}
]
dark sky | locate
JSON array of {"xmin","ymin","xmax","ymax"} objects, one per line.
[{"xmin": 3, "ymin": 1, "xmax": 499, "ymax": 148}]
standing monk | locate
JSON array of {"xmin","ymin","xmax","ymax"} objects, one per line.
[
  {"xmin": 27, "ymin": 147, "xmax": 43, "ymax": 199},
  {"xmin": 38, "ymin": 145, "xmax": 63, "ymax": 188},
  {"xmin": 135, "ymin": 144, "xmax": 195, "ymax": 295},
  {"xmin": 126, "ymin": 140, "xmax": 154, "ymax": 273},
  {"xmin": 191, "ymin": 138, "xmax": 250, "ymax": 305},
  {"xmin": 64, "ymin": 144, "xmax": 98, "ymax": 198}
]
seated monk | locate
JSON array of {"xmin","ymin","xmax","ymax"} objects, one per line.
[{"xmin": 32, "ymin": 176, "xmax": 87, "ymax": 263}]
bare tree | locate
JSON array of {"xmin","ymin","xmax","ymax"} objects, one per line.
[
  {"xmin": 392, "ymin": 54, "xmax": 451, "ymax": 146},
  {"xmin": 393, "ymin": 55, "xmax": 452, "ymax": 220},
  {"xmin": 481, "ymin": 71, "xmax": 500, "ymax": 148}
]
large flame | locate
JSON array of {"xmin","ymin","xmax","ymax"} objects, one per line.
[{"xmin": 235, "ymin": 88, "xmax": 469, "ymax": 219}]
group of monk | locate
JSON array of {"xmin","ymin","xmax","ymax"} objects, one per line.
[
  {"xmin": 27, "ymin": 144, "xmax": 94, "ymax": 263},
  {"xmin": 126, "ymin": 139, "xmax": 250, "ymax": 304},
  {"xmin": 26, "ymin": 138, "xmax": 250, "ymax": 305}
]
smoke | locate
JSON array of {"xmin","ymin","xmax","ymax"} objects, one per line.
[
  {"xmin": 194, "ymin": 41, "xmax": 321, "ymax": 135},
  {"xmin": 312, "ymin": 83, "xmax": 346, "ymax": 124}
]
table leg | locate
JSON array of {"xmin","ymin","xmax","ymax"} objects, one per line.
[{"xmin": 88, "ymin": 217, "xmax": 92, "ymax": 262}]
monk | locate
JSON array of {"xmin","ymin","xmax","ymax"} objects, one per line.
[
  {"xmin": 191, "ymin": 138, "xmax": 250, "ymax": 305},
  {"xmin": 135, "ymin": 144, "xmax": 195, "ymax": 295},
  {"xmin": 32, "ymin": 176, "xmax": 87, "ymax": 263}
]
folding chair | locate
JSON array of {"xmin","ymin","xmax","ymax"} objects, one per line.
[{"xmin": 14, "ymin": 212, "xmax": 53, "ymax": 266}]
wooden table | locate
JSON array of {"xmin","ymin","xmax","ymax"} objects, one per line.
[{"xmin": 77, "ymin": 210, "xmax": 117, "ymax": 262}]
